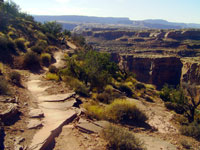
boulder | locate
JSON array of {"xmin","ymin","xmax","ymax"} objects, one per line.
[
  {"xmin": 29, "ymin": 109, "xmax": 44, "ymax": 118},
  {"xmin": 0, "ymin": 97, "xmax": 17, "ymax": 103},
  {"xmin": 0, "ymin": 104, "xmax": 19, "ymax": 122},
  {"xmin": 76, "ymin": 119, "xmax": 110, "ymax": 134},
  {"xmin": 27, "ymin": 120, "xmax": 43, "ymax": 129}
]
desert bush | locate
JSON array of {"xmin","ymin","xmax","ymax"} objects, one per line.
[
  {"xmin": 118, "ymin": 84, "xmax": 133, "ymax": 97},
  {"xmin": 0, "ymin": 35, "xmax": 15, "ymax": 52},
  {"xmin": 97, "ymin": 92, "xmax": 111, "ymax": 104},
  {"xmin": 180, "ymin": 122, "xmax": 200, "ymax": 141},
  {"xmin": 135, "ymin": 83, "xmax": 146, "ymax": 90},
  {"xmin": 144, "ymin": 96, "xmax": 154, "ymax": 103},
  {"xmin": 42, "ymin": 21, "xmax": 62, "ymax": 38},
  {"xmin": 105, "ymin": 85, "xmax": 114, "ymax": 93},
  {"xmin": 63, "ymin": 50, "xmax": 119, "ymax": 90},
  {"xmin": 72, "ymin": 80, "xmax": 90, "ymax": 97},
  {"xmin": 40, "ymin": 53, "xmax": 51, "ymax": 66},
  {"xmin": 0, "ymin": 63, "xmax": 3, "ymax": 75},
  {"xmin": 64, "ymin": 76, "xmax": 90, "ymax": 97},
  {"xmin": 31, "ymin": 45, "xmax": 44, "ymax": 54},
  {"xmin": 23, "ymin": 51, "xmax": 41, "ymax": 70},
  {"xmin": 145, "ymin": 84, "xmax": 156, "ymax": 90},
  {"xmin": 0, "ymin": 77, "xmax": 10, "ymax": 95},
  {"xmin": 0, "ymin": 35, "xmax": 9, "ymax": 50},
  {"xmin": 48, "ymin": 65, "xmax": 58, "ymax": 73},
  {"xmin": 36, "ymin": 40, "xmax": 48, "ymax": 49},
  {"xmin": 71, "ymin": 34, "xmax": 86, "ymax": 46},
  {"xmin": 7, "ymin": 39, "xmax": 16, "ymax": 51},
  {"xmin": 7, "ymin": 31, "xmax": 17, "ymax": 39},
  {"xmin": 83, "ymin": 102, "xmax": 105, "ymax": 120},
  {"xmin": 102, "ymin": 124, "xmax": 145, "ymax": 150},
  {"xmin": 14, "ymin": 38, "xmax": 26, "ymax": 50},
  {"xmin": 35, "ymin": 31, "xmax": 47, "ymax": 40},
  {"xmin": 176, "ymin": 115, "xmax": 188, "ymax": 125},
  {"xmin": 106, "ymin": 99, "xmax": 147, "ymax": 124},
  {"xmin": 46, "ymin": 73, "xmax": 59, "ymax": 81},
  {"xmin": 8, "ymin": 71, "xmax": 21, "ymax": 85},
  {"xmin": 165, "ymin": 102, "xmax": 185, "ymax": 114},
  {"xmin": 180, "ymin": 140, "xmax": 192, "ymax": 149}
]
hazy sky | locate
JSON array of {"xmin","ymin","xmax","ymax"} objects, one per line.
[{"xmin": 11, "ymin": 0, "xmax": 200, "ymax": 24}]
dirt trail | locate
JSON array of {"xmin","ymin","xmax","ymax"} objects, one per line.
[{"xmin": 26, "ymin": 50, "xmax": 78, "ymax": 150}]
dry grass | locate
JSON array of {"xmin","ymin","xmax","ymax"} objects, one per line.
[{"xmin": 102, "ymin": 124, "xmax": 145, "ymax": 150}]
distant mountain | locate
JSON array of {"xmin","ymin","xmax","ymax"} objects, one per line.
[
  {"xmin": 134, "ymin": 19, "xmax": 200, "ymax": 29},
  {"xmin": 33, "ymin": 15, "xmax": 132, "ymax": 24},
  {"xmin": 33, "ymin": 15, "xmax": 200, "ymax": 30}
]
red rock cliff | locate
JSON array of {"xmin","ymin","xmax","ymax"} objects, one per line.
[{"xmin": 111, "ymin": 54, "xmax": 183, "ymax": 89}]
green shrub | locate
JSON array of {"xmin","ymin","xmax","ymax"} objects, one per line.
[
  {"xmin": 165, "ymin": 102, "xmax": 185, "ymax": 114},
  {"xmin": 83, "ymin": 102, "xmax": 105, "ymax": 120},
  {"xmin": 63, "ymin": 50, "xmax": 119, "ymax": 90},
  {"xmin": 73, "ymin": 81, "xmax": 90, "ymax": 97},
  {"xmin": 0, "ymin": 36, "xmax": 8, "ymax": 50},
  {"xmin": 135, "ymin": 83, "xmax": 146, "ymax": 90},
  {"xmin": 36, "ymin": 40, "xmax": 48, "ymax": 49},
  {"xmin": 145, "ymin": 96, "xmax": 154, "ymax": 103},
  {"xmin": 97, "ymin": 92, "xmax": 111, "ymax": 104},
  {"xmin": 105, "ymin": 85, "xmax": 114, "ymax": 93},
  {"xmin": 46, "ymin": 73, "xmax": 59, "ymax": 81},
  {"xmin": 180, "ymin": 122, "xmax": 200, "ymax": 141},
  {"xmin": 106, "ymin": 99, "xmax": 147, "ymax": 124},
  {"xmin": 64, "ymin": 76, "xmax": 90, "ymax": 97},
  {"xmin": 40, "ymin": 53, "xmax": 51, "ymax": 66},
  {"xmin": 31, "ymin": 45, "xmax": 44, "ymax": 54},
  {"xmin": 14, "ymin": 38, "xmax": 26, "ymax": 50},
  {"xmin": 180, "ymin": 140, "xmax": 192, "ymax": 149},
  {"xmin": 0, "ymin": 35, "xmax": 15, "ymax": 53},
  {"xmin": 102, "ymin": 124, "xmax": 145, "ymax": 150},
  {"xmin": 23, "ymin": 52, "xmax": 41, "ymax": 70},
  {"xmin": 0, "ymin": 77, "xmax": 10, "ymax": 95},
  {"xmin": 8, "ymin": 31, "xmax": 17, "ymax": 39},
  {"xmin": 35, "ymin": 31, "xmax": 47, "ymax": 40},
  {"xmin": 118, "ymin": 84, "xmax": 133, "ymax": 97},
  {"xmin": 8, "ymin": 71, "xmax": 21, "ymax": 85},
  {"xmin": 48, "ymin": 65, "xmax": 58, "ymax": 73},
  {"xmin": 176, "ymin": 115, "xmax": 188, "ymax": 125}
]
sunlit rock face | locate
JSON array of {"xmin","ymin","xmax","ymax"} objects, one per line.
[
  {"xmin": 111, "ymin": 53, "xmax": 183, "ymax": 89},
  {"xmin": 182, "ymin": 61, "xmax": 200, "ymax": 85}
]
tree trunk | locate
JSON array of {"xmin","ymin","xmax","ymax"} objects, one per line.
[{"xmin": 189, "ymin": 107, "xmax": 195, "ymax": 123}]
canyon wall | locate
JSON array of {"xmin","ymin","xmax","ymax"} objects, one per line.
[
  {"xmin": 111, "ymin": 54, "xmax": 183, "ymax": 89},
  {"xmin": 181, "ymin": 59, "xmax": 200, "ymax": 85}
]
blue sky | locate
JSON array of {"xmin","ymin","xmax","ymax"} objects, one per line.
[{"xmin": 11, "ymin": 0, "xmax": 200, "ymax": 24}]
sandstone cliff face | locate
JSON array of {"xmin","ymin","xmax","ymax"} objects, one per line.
[
  {"xmin": 165, "ymin": 30, "xmax": 200, "ymax": 40},
  {"xmin": 136, "ymin": 32, "xmax": 150, "ymax": 37},
  {"xmin": 111, "ymin": 54, "xmax": 183, "ymax": 89},
  {"xmin": 181, "ymin": 60, "xmax": 200, "ymax": 85},
  {"xmin": 91, "ymin": 31, "xmax": 135, "ymax": 40}
]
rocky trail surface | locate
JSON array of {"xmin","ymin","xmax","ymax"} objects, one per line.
[{"xmin": 24, "ymin": 44, "xmax": 107, "ymax": 150}]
